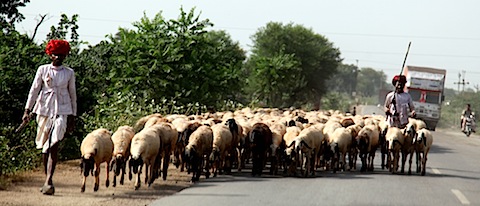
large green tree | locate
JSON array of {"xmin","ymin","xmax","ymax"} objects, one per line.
[
  {"xmin": 248, "ymin": 22, "xmax": 342, "ymax": 109},
  {"xmin": 356, "ymin": 67, "xmax": 387, "ymax": 97}
]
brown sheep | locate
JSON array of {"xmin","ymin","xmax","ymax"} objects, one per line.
[{"xmin": 80, "ymin": 128, "xmax": 114, "ymax": 192}]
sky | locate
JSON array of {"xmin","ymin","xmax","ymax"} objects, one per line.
[{"xmin": 17, "ymin": 0, "xmax": 480, "ymax": 91}]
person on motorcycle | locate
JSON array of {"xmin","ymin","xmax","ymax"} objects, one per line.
[{"xmin": 461, "ymin": 104, "xmax": 475, "ymax": 132}]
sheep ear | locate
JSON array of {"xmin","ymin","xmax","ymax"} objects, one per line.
[
  {"xmin": 301, "ymin": 140, "xmax": 312, "ymax": 149},
  {"xmin": 287, "ymin": 141, "xmax": 295, "ymax": 148}
]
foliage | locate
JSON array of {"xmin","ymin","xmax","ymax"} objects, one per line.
[
  {"xmin": 326, "ymin": 63, "xmax": 358, "ymax": 95},
  {"xmin": 0, "ymin": 0, "xmax": 30, "ymax": 32},
  {"xmin": 320, "ymin": 92, "xmax": 352, "ymax": 112},
  {"xmin": 245, "ymin": 51, "xmax": 304, "ymax": 108},
  {"xmin": 356, "ymin": 67, "xmax": 387, "ymax": 97},
  {"xmin": 249, "ymin": 22, "xmax": 342, "ymax": 108},
  {"xmin": 439, "ymin": 91, "xmax": 480, "ymax": 129}
]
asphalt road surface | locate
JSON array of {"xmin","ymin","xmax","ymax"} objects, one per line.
[{"xmin": 151, "ymin": 121, "xmax": 480, "ymax": 206}]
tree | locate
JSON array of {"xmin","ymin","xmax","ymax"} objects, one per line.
[
  {"xmin": 327, "ymin": 63, "xmax": 358, "ymax": 95},
  {"xmin": 245, "ymin": 51, "xmax": 304, "ymax": 107},
  {"xmin": 356, "ymin": 67, "xmax": 387, "ymax": 97},
  {"xmin": 0, "ymin": 0, "xmax": 30, "ymax": 32},
  {"xmin": 249, "ymin": 22, "xmax": 342, "ymax": 109}
]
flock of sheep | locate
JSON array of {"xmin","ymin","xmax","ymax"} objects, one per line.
[{"xmin": 78, "ymin": 107, "xmax": 433, "ymax": 192}]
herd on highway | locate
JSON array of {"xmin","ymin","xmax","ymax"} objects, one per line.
[{"xmin": 79, "ymin": 107, "xmax": 433, "ymax": 192}]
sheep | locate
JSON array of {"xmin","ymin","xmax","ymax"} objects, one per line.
[
  {"xmin": 328, "ymin": 124, "xmax": 360, "ymax": 173},
  {"xmin": 269, "ymin": 122, "xmax": 287, "ymax": 175},
  {"xmin": 184, "ymin": 125, "xmax": 214, "ymax": 182},
  {"xmin": 80, "ymin": 128, "xmax": 114, "ymax": 192},
  {"xmin": 150, "ymin": 123, "xmax": 178, "ymax": 181},
  {"xmin": 378, "ymin": 119, "xmax": 390, "ymax": 170},
  {"xmin": 289, "ymin": 125, "xmax": 324, "ymax": 177},
  {"xmin": 129, "ymin": 126, "xmax": 162, "ymax": 190},
  {"xmin": 401, "ymin": 121, "xmax": 418, "ymax": 175},
  {"xmin": 385, "ymin": 127, "xmax": 405, "ymax": 174},
  {"xmin": 171, "ymin": 119, "xmax": 202, "ymax": 172},
  {"xmin": 356, "ymin": 124, "xmax": 380, "ymax": 172},
  {"xmin": 237, "ymin": 120, "xmax": 252, "ymax": 172},
  {"xmin": 133, "ymin": 113, "xmax": 163, "ymax": 132},
  {"xmin": 110, "ymin": 125, "xmax": 134, "ymax": 187},
  {"xmin": 209, "ymin": 124, "xmax": 234, "ymax": 177},
  {"xmin": 224, "ymin": 118, "xmax": 243, "ymax": 172},
  {"xmin": 283, "ymin": 126, "xmax": 302, "ymax": 176},
  {"xmin": 413, "ymin": 128, "xmax": 433, "ymax": 176},
  {"xmin": 249, "ymin": 122, "xmax": 273, "ymax": 177}
]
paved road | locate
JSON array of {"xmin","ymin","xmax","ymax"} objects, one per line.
[{"xmin": 151, "ymin": 127, "xmax": 480, "ymax": 206}]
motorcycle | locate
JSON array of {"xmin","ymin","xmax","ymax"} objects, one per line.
[{"xmin": 464, "ymin": 114, "xmax": 475, "ymax": 137}]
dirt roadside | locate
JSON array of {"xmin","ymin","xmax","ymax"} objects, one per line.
[{"xmin": 0, "ymin": 160, "xmax": 193, "ymax": 206}]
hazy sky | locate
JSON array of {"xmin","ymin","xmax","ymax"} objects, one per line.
[{"xmin": 18, "ymin": 0, "xmax": 480, "ymax": 91}]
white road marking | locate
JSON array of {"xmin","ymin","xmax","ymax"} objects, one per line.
[
  {"xmin": 451, "ymin": 189, "xmax": 470, "ymax": 205},
  {"xmin": 431, "ymin": 168, "xmax": 441, "ymax": 174}
]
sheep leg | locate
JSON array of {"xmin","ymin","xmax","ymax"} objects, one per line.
[
  {"xmin": 400, "ymin": 152, "xmax": 406, "ymax": 173},
  {"xmin": 408, "ymin": 151, "xmax": 413, "ymax": 175},
  {"xmin": 94, "ymin": 164, "xmax": 100, "ymax": 192},
  {"xmin": 120, "ymin": 164, "xmax": 125, "ymax": 185},
  {"xmin": 416, "ymin": 151, "xmax": 421, "ymax": 173},
  {"xmin": 360, "ymin": 153, "xmax": 367, "ymax": 172},
  {"xmin": 368, "ymin": 152, "xmax": 375, "ymax": 171},
  {"xmin": 134, "ymin": 164, "xmax": 142, "ymax": 190},
  {"xmin": 162, "ymin": 150, "xmax": 171, "ymax": 181},
  {"xmin": 421, "ymin": 149, "xmax": 429, "ymax": 176},
  {"xmin": 81, "ymin": 176, "xmax": 86, "ymax": 193},
  {"xmin": 105, "ymin": 162, "xmax": 110, "ymax": 188},
  {"xmin": 237, "ymin": 147, "xmax": 243, "ymax": 172}
]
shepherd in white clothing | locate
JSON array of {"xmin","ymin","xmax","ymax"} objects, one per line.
[{"xmin": 22, "ymin": 39, "xmax": 77, "ymax": 195}]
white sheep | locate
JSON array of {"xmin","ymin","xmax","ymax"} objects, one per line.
[
  {"xmin": 80, "ymin": 128, "xmax": 114, "ymax": 192},
  {"xmin": 185, "ymin": 125, "xmax": 214, "ymax": 182},
  {"xmin": 209, "ymin": 124, "xmax": 234, "ymax": 177},
  {"xmin": 284, "ymin": 126, "xmax": 302, "ymax": 176},
  {"xmin": 401, "ymin": 121, "xmax": 418, "ymax": 175},
  {"xmin": 129, "ymin": 126, "xmax": 162, "ymax": 190},
  {"xmin": 414, "ymin": 128, "xmax": 433, "ymax": 176},
  {"xmin": 290, "ymin": 125, "xmax": 324, "ymax": 177},
  {"xmin": 149, "ymin": 123, "xmax": 178, "ymax": 181},
  {"xmin": 385, "ymin": 127, "xmax": 405, "ymax": 174},
  {"xmin": 269, "ymin": 122, "xmax": 287, "ymax": 175},
  {"xmin": 110, "ymin": 125, "xmax": 134, "ymax": 187},
  {"xmin": 356, "ymin": 124, "xmax": 380, "ymax": 172},
  {"xmin": 328, "ymin": 124, "xmax": 360, "ymax": 173}
]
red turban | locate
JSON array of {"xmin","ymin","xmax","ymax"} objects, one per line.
[
  {"xmin": 45, "ymin": 40, "xmax": 70, "ymax": 56},
  {"xmin": 392, "ymin": 75, "xmax": 407, "ymax": 86}
]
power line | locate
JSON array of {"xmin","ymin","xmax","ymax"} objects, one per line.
[{"xmin": 22, "ymin": 13, "xmax": 480, "ymax": 41}]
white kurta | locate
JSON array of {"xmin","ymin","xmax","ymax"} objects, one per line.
[
  {"xmin": 384, "ymin": 91, "xmax": 415, "ymax": 128},
  {"xmin": 25, "ymin": 64, "xmax": 77, "ymax": 153}
]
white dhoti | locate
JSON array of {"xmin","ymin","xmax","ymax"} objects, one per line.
[{"xmin": 35, "ymin": 114, "xmax": 67, "ymax": 153}]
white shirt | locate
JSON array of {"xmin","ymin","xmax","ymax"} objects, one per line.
[
  {"xmin": 25, "ymin": 64, "xmax": 77, "ymax": 117},
  {"xmin": 384, "ymin": 91, "xmax": 414, "ymax": 128}
]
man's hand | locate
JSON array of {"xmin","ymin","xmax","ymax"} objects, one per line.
[
  {"xmin": 66, "ymin": 115, "xmax": 75, "ymax": 133},
  {"xmin": 22, "ymin": 109, "xmax": 31, "ymax": 122},
  {"xmin": 385, "ymin": 110, "xmax": 392, "ymax": 116},
  {"xmin": 410, "ymin": 110, "xmax": 416, "ymax": 117}
]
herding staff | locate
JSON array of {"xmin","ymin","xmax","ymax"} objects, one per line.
[{"xmin": 389, "ymin": 42, "xmax": 412, "ymax": 119}]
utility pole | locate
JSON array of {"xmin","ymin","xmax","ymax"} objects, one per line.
[{"xmin": 454, "ymin": 70, "xmax": 469, "ymax": 92}]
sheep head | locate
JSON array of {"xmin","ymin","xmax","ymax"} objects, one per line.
[{"xmin": 80, "ymin": 156, "xmax": 95, "ymax": 177}]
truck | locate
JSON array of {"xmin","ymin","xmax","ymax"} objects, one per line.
[{"xmin": 403, "ymin": 65, "xmax": 447, "ymax": 130}]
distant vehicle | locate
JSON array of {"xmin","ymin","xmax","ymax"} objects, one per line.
[{"xmin": 403, "ymin": 65, "xmax": 447, "ymax": 130}]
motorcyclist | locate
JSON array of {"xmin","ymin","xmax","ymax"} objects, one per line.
[{"xmin": 461, "ymin": 104, "xmax": 476, "ymax": 133}]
